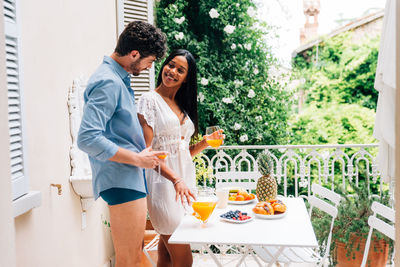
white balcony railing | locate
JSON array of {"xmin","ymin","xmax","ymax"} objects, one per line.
[{"xmin": 198, "ymin": 144, "xmax": 388, "ymax": 197}]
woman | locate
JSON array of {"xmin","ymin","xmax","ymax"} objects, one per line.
[{"xmin": 138, "ymin": 49, "xmax": 223, "ymax": 267}]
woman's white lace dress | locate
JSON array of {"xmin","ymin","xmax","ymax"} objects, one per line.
[{"xmin": 138, "ymin": 91, "xmax": 196, "ymax": 235}]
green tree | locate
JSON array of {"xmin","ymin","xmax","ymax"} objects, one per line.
[
  {"xmin": 292, "ymin": 32, "xmax": 380, "ymax": 110},
  {"xmin": 155, "ymin": 0, "xmax": 292, "ymax": 145}
]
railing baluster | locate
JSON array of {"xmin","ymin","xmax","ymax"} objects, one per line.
[{"xmin": 197, "ymin": 144, "xmax": 387, "ymax": 197}]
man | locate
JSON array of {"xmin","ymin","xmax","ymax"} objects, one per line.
[{"xmin": 78, "ymin": 21, "xmax": 167, "ymax": 267}]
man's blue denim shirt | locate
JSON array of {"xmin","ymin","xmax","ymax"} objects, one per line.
[{"xmin": 78, "ymin": 56, "xmax": 147, "ymax": 200}]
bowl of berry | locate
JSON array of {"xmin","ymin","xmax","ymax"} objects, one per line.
[{"xmin": 219, "ymin": 210, "xmax": 253, "ymax": 223}]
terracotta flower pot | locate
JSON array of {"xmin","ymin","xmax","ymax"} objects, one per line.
[{"xmin": 335, "ymin": 237, "xmax": 389, "ymax": 267}]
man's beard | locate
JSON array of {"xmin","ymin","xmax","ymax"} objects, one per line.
[{"xmin": 130, "ymin": 60, "xmax": 141, "ymax": 76}]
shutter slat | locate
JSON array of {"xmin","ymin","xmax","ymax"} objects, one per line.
[
  {"xmin": 8, "ymin": 113, "xmax": 20, "ymax": 121},
  {"xmin": 8, "ymin": 98, "xmax": 19, "ymax": 105},
  {"xmin": 10, "ymin": 164, "xmax": 23, "ymax": 174},
  {"xmin": 5, "ymin": 37, "xmax": 17, "ymax": 47},
  {"xmin": 8, "ymin": 106, "xmax": 20, "ymax": 114},
  {"xmin": 9, "ymin": 142, "xmax": 22, "ymax": 151},
  {"xmin": 9, "ymin": 135, "xmax": 21, "ymax": 143},
  {"xmin": 11, "ymin": 171, "xmax": 23, "ymax": 180},
  {"xmin": 8, "ymin": 91, "xmax": 19, "ymax": 98},
  {"xmin": 6, "ymin": 61, "xmax": 17, "ymax": 69},
  {"xmin": 9, "ymin": 120, "xmax": 21, "ymax": 128},
  {"xmin": 10, "ymin": 156, "xmax": 22, "ymax": 166},
  {"xmin": 6, "ymin": 68, "xmax": 18, "ymax": 76},
  {"xmin": 10, "ymin": 149, "xmax": 22, "ymax": 159},
  {"xmin": 9, "ymin": 127, "xmax": 21, "ymax": 136},
  {"xmin": 7, "ymin": 76, "xmax": 18, "ymax": 83}
]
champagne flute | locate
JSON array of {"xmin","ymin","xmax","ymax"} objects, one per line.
[
  {"xmin": 156, "ymin": 146, "xmax": 168, "ymax": 183},
  {"xmin": 206, "ymin": 126, "xmax": 223, "ymax": 172}
]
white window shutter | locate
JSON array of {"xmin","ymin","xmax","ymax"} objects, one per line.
[
  {"xmin": 117, "ymin": 0, "xmax": 155, "ymax": 101},
  {"xmin": 3, "ymin": 0, "xmax": 28, "ymax": 200}
]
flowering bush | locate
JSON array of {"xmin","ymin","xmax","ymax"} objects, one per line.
[{"xmin": 155, "ymin": 0, "xmax": 292, "ymax": 145}]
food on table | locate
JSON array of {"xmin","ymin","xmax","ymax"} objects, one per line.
[
  {"xmin": 252, "ymin": 199, "xmax": 286, "ymax": 215},
  {"xmin": 270, "ymin": 199, "xmax": 287, "ymax": 213},
  {"xmin": 228, "ymin": 187, "xmax": 241, "ymax": 194},
  {"xmin": 256, "ymin": 152, "xmax": 277, "ymax": 201},
  {"xmin": 253, "ymin": 201, "xmax": 274, "ymax": 215},
  {"xmin": 220, "ymin": 210, "xmax": 252, "ymax": 221},
  {"xmin": 228, "ymin": 188, "xmax": 256, "ymax": 201},
  {"xmin": 192, "ymin": 201, "xmax": 217, "ymax": 223}
]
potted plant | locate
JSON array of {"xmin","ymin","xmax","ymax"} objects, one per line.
[{"xmin": 311, "ymin": 181, "xmax": 393, "ymax": 267}]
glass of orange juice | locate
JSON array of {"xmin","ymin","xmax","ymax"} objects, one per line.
[
  {"xmin": 191, "ymin": 187, "xmax": 218, "ymax": 224},
  {"xmin": 205, "ymin": 126, "xmax": 223, "ymax": 148},
  {"xmin": 206, "ymin": 126, "xmax": 224, "ymax": 169}
]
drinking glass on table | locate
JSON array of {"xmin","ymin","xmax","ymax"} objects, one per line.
[{"xmin": 191, "ymin": 187, "xmax": 218, "ymax": 225}]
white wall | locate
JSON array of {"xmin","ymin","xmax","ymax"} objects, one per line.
[
  {"xmin": 13, "ymin": 1, "xmax": 117, "ymax": 266},
  {"xmin": 0, "ymin": 1, "xmax": 16, "ymax": 266}
]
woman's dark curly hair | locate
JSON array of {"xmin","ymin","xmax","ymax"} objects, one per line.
[
  {"xmin": 156, "ymin": 49, "xmax": 199, "ymax": 136},
  {"xmin": 115, "ymin": 21, "xmax": 167, "ymax": 60}
]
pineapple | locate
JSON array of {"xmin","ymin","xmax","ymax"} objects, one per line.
[{"xmin": 256, "ymin": 152, "xmax": 277, "ymax": 201}]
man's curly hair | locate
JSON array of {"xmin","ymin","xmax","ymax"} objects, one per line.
[{"xmin": 115, "ymin": 21, "xmax": 167, "ymax": 60}]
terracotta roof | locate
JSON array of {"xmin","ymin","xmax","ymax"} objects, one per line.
[{"xmin": 292, "ymin": 10, "xmax": 384, "ymax": 57}]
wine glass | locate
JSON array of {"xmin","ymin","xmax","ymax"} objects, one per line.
[{"xmin": 206, "ymin": 126, "xmax": 223, "ymax": 171}]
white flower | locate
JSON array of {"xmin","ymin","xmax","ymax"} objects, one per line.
[
  {"xmin": 209, "ymin": 8, "xmax": 220, "ymax": 19},
  {"xmin": 247, "ymin": 6, "xmax": 256, "ymax": 17},
  {"xmin": 224, "ymin": 25, "xmax": 236, "ymax": 34},
  {"xmin": 233, "ymin": 123, "xmax": 242, "ymax": 130},
  {"xmin": 255, "ymin": 116, "xmax": 262, "ymax": 122},
  {"xmin": 270, "ymin": 96, "xmax": 276, "ymax": 101},
  {"xmin": 231, "ymin": 43, "xmax": 237, "ymax": 50},
  {"xmin": 236, "ymin": 3, "xmax": 240, "ymax": 7},
  {"xmin": 174, "ymin": 16, "xmax": 185, "ymax": 24},
  {"xmin": 247, "ymin": 89, "xmax": 255, "ymax": 98},
  {"xmin": 240, "ymin": 134, "xmax": 248, "ymax": 142},
  {"xmin": 234, "ymin": 80, "xmax": 243, "ymax": 88},
  {"xmin": 256, "ymin": 134, "xmax": 262, "ymax": 141},
  {"xmin": 238, "ymin": 44, "xmax": 243, "ymax": 49},
  {"xmin": 244, "ymin": 43, "xmax": 251, "ymax": 50},
  {"xmin": 171, "ymin": 4, "xmax": 177, "ymax": 9},
  {"xmin": 264, "ymin": 122, "xmax": 269, "ymax": 126},
  {"xmin": 200, "ymin": 77, "xmax": 209, "ymax": 86},
  {"xmin": 253, "ymin": 68, "xmax": 259, "ymax": 75},
  {"xmin": 222, "ymin": 97, "xmax": 233, "ymax": 104},
  {"xmin": 198, "ymin": 92, "xmax": 205, "ymax": 103},
  {"xmin": 174, "ymin": 32, "xmax": 184, "ymax": 40}
]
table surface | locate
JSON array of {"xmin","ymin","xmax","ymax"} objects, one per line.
[{"xmin": 169, "ymin": 197, "xmax": 318, "ymax": 248}]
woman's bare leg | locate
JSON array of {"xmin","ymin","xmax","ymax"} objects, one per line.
[
  {"xmin": 109, "ymin": 197, "xmax": 147, "ymax": 267},
  {"xmin": 156, "ymin": 236, "xmax": 172, "ymax": 267},
  {"xmin": 159, "ymin": 234, "xmax": 193, "ymax": 267}
]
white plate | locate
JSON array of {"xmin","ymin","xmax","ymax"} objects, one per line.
[
  {"xmin": 220, "ymin": 216, "xmax": 254, "ymax": 224},
  {"xmin": 228, "ymin": 199, "xmax": 255, "ymax": 205},
  {"xmin": 254, "ymin": 212, "xmax": 287, "ymax": 219}
]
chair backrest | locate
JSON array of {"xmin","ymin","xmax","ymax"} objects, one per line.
[
  {"xmin": 215, "ymin": 171, "xmax": 261, "ymax": 191},
  {"xmin": 360, "ymin": 201, "xmax": 395, "ymax": 267},
  {"xmin": 308, "ymin": 183, "xmax": 341, "ymax": 265}
]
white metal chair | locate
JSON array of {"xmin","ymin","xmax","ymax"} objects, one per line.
[
  {"xmin": 215, "ymin": 171, "xmax": 261, "ymax": 192},
  {"xmin": 360, "ymin": 201, "xmax": 395, "ymax": 267},
  {"xmin": 252, "ymin": 183, "xmax": 341, "ymax": 267}
]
